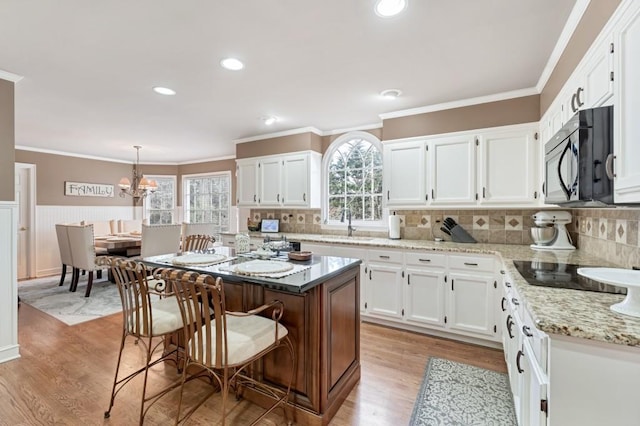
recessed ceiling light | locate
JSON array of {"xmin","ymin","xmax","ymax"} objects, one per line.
[
  {"xmin": 221, "ymin": 58, "xmax": 244, "ymax": 71},
  {"xmin": 152, "ymin": 86, "xmax": 176, "ymax": 96},
  {"xmin": 263, "ymin": 116, "xmax": 278, "ymax": 125},
  {"xmin": 380, "ymin": 89, "xmax": 402, "ymax": 99},
  {"xmin": 375, "ymin": 0, "xmax": 407, "ymax": 17}
]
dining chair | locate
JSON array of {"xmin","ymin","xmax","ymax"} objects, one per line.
[
  {"xmin": 98, "ymin": 257, "xmax": 184, "ymax": 425},
  {"xmin": 81, "ymin": 220, "xmax": 116, "ymax": 236},
  {"xmin": 55, "ymin": 224, "xmax": 74, "ymax": 288},
  {"xmin": 67, "ymin": 224, "xmax": 104, "ymax": 297},
  {"xmin": 182, "ymin": 234, "xmax": 216, "ymax": 253},
  {"xmin": 161, "ymin": 269, "xmax": 296, "ymax": 426},
  {"xmin": 118, "ymin": 219, "xmax": 143, "ymax": 234},
  {"xmin": 141, "ymin": 224, "xmax": 182, "ymax": 258}
]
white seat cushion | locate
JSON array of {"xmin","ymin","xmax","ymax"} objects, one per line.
[
  {"xmin": 129, "ymin": 295, "xmax": 183, "ymax": 336},
  {"xmin": 190, "ymin": 314, "xmax": 288, "ymax": 366}
]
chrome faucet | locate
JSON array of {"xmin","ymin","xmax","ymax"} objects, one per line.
[{"xmin": 341, "ymin": 208, "xmax": 356, "ymax": 237}]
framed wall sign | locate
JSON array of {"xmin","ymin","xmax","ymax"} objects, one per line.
[{"xmin": 64, "ymin": 181, "xmax": 115, "ymax": 198}]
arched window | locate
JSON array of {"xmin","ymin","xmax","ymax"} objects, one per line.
[{"xmin": 323, "ymin": 131, "xmax": 384, "ymax": 227}]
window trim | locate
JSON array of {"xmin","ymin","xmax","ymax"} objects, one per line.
[
  {"xmin": 321, "ymin": 131, "xmax": 386, "ymax": 230},
  {"xmin": 143, "ymin": 175, "xmax": 177, "ymax": 224},
  {"xmin": 182, "ymin": 171, "xmax": 232, "ymax": 231}
]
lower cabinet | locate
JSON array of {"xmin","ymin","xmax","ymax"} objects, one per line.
[
  {"xmin": 404, "ymin": 267, "xmax": 445, "ymax": 327},
  {"xmin": 447, "ymin": 272, "xmax": 495, "ymax": 337},
  {"xmin": 366, "ymin": 249, "xmax": 404, "ymax": 320}
]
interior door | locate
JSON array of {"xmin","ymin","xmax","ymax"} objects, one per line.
[{"xmin": 15, "ymin": 165, "xmax": 31, "ymax": 279}]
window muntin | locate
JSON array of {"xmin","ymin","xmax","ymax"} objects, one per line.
[
  {"xmin": 183, "ymin": 172, "xmax": 231, "ymax": 232},
  {"xmin": 325, "ymin": 133, "xmax": 383, "ymax": 225},
  {"xmin": 145, "ymin": 176, "xmax": 176, "ymax": 224}
]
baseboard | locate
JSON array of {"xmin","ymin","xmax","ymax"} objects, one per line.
[
  {"xmin": 0, "ymin": 344, "xmax": 20, "ymax": 364},
  {"xmin": 36, "ymin": 267, "xmax": 62, "ymax": 278}
]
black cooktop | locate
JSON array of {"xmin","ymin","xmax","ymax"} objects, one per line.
[{"xmin": 512, "ymin": 261, "xmax": 627, "ymax": 295}]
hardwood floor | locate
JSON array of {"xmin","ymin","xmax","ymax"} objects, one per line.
[{"xmin": 1, "ymin": 304, "xmax": 506, "ymax": 425}]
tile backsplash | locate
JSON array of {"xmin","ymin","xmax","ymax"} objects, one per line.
[{"xmin": 248, "ymin": 207, "xmax": 640, "ymax": 267}]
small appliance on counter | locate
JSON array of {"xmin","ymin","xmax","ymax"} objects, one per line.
[
  {"xmin": 530, "ymin": 211, "xmax": 575, "ymax": 251},
  {"xmin": 260, "ymin": 219, "xmax": 279, "ymax": 233},
  {"xmin": 388, "ymin": 212, "xmax": 400, "ymax": 240},
  {"xmin": 440, "ymin": 217, "xmax": 476, "ymax": 243}
]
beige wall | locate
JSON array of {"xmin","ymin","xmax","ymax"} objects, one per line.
[
  {"xmin": 179, "ymin": 159, "xmax": 236, "ymax": 207},
  {"xmin": 381, "ymin": 95, "xmax": 540, "ymax": 141},
  {"xmin": 540, "ymin": 0, "xmax": 621, "ymax": 115},
  {"xmin": 0, "ymin": 80, "xmax": 15, "ymax": 201},
  {"xmin": 236, "ymin": 132, "xmax": 322, "ymax": 159},
  {"xmin": 321, "ymin": 128, "xmax": 383, "ymax": 154}
]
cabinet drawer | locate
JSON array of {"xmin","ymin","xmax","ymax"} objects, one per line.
[
  {"xmin": 368, "ymin": 249, "xmax": 403, "ymax": 264},
  {"xmin": 405, "ymin": 251, "xmax": 446, "ymax": 268},
  {"xmin": 521, "ymin": 307, "xmax": 548, "ymax": 374},
  {"xmin": 448, "ymin": 254, "xmax": 494, "ymax": 273}
]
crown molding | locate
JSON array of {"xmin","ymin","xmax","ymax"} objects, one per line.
[
  {"xmin": 177, "ymin": 154, "xmax": 236, "ymax": 165},
  {"xmin": 536, "ymin": 0, "xmax": 591, "ymax": 92},
  {"xmin": 325, "ymin": 122, "xmax": 382, "ymax": 136},
  {"xmin": 378, "ymin": 87, "xmax": 539, "ymax": 120},
  {"xmin": 234, "ymin": 126, "xmax": 323, "ymax": 144},
  {"xmin": 0, "ymin": 69, "xmax": 23, "ymax": 83}
]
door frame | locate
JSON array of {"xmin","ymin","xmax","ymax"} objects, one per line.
[{"xmin": 15, "ymin": 163, "xmax": 36, "ymax": 278}]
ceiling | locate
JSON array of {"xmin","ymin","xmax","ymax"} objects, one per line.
[{"xmin": 0, "ymin": 0, "xmax": 577, "ymax": 164}]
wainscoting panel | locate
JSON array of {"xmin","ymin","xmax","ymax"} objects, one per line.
[{"xmin": 35, "ymin": 205, "xmax": 138, "ymax": 277}]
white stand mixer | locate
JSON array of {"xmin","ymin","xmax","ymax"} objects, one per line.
[{"xmin": 530, "ymin": 211, "xmax": 576, "ymax": 251}]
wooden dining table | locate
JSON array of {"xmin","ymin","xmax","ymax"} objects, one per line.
[{"xmin": 95, "ymin": 234, "xmax": 142, "ymax": 257}]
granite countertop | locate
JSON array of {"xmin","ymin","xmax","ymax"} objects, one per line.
[
  {"xmin": 223, "ymin": 232, "xmax": 640, "ymax": 347},
  {"xmin": 142, "ymin": 246, "xmax": 361, "ymax": 294}
]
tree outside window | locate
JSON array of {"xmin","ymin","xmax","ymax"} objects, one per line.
[
  {"xmin": 145, "ymin": 176, "xmax": 176, "ymax": 224},
  {"xmin": 183, "ymin": 172, "xmax": 230, "ymax": 232}
]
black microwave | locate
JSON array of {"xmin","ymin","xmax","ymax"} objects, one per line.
[{"xmin": 544, "ymin": 106, "xmax": 614, "ymax": 206}]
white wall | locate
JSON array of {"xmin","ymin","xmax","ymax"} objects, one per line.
[{"xmin": 0, "ymin": 202, "xmax": 19, "ymax": 363}]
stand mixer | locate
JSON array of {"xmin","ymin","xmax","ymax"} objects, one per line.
[{"xmin": 530, "ymin": 211, "xmax": 576, "ymax": 251}]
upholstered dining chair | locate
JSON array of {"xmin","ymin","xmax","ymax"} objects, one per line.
[
  {"xmin": 182, "ymin": 234, "xmax": 216, "ymax": 253},
  {"xmin": 55, "ymin": 224, "xmax": 73, "ymax": 288},
  {"xmin": 81, "ymin": 219, "xmax": 116, "ymax": 236},
  {"xmin": 141, "ymin": 224, "xmax": 182, "ymax": 258},
  {"xmin": 161, "ymin": 269, "xmax": 296, "ymax": 426},
  {"xmin": 98, "ymin": 257, "xmax": 184, "ymax": 425},
  {"xmin": 67, "ymin": 224, "xmax": 105, "ymax": 296},
  {"xmin": 118, "ymin": 219, "xmax": 144, "ymax": 234}
]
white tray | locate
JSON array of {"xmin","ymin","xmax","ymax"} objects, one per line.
[{"xmin": 578, "ymin": 268, "xmax": 640, "ymax": 317}]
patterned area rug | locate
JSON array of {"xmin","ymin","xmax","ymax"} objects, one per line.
[
  {"xmin": 410, "ymin": 357, "xmax": 517, "ymax": 426},
  {"xmin": 18, "ymin": 275, "xmax": 121, "ymax": 326}
]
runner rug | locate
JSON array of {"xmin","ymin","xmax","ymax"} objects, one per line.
[
  {"xmin": 409, "ymin": 357, "xmax": 517, "ymax": 426},
  {"xmin": 18, "ymin": 274, "xmax": 121, "ymax": 326}
]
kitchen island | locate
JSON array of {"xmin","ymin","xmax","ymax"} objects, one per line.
[{"xmin": 143, "ymin": 248, "xmax": 361, "ymax": 426}]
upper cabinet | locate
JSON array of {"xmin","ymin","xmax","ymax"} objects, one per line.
[
  {"xmin": 384, "ymin": 124, "xmax": 539, "ymax": 208},
  {"xmin": 478, "ymin": 128, "xmax": 539, "ymax": 205},
  {"xmin": 614, "ymin": 0, "xmax": 640, "ymax": 203},
  {"xmin": 236, "ymin": 151, "xmax": 321, "ymax": 208}
]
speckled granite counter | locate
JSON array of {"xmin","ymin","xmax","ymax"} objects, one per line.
[{"xmin": 224, "ymin": 232, "xmax": 640, "ymax": 347}]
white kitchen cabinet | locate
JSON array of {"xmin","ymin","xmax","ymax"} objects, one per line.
[
  {"xmin": 614, "ymin": 1, "xmax": 640, "ymax": 203},
  {"xmin": 520, "ymin": 340, "xmax": 549, "ymax": 426},
  {"xmin": 236, "ymin": 151, "xmax": 321, "ymax": 208},
  {"xmin": 365, "ymin": 249, "xmax": 404, "ymax": 320},
  {"xmin": 580, "ymin": 35, "xmax": 615, "ymax": 109},
  {"xmin": 236, "ymin": 159, "xmax": 259, "ymax": 206},
  {"xmin": 478, "ymin": 127, "xmax": 539, "ymax": 205},
  {"xmin": 430, "ymin": 135, "xmax": 477, "ymax": 205},
  {"xmin": 258, "ymin": 157, "xmax": 282, "ymax": 206},
  {"xmin": 383, "ymin": 139, "xmax": 428, "ymax": 206},
  {"xmin": 404, "ymin": 252, "xmax": 446, "ymax": 328}
]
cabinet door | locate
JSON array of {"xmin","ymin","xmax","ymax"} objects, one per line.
[
  {"xmin": 366, "ymin": 262, "xmax": 403, "ymax": 320},
  {"xmin": 478, "ymin": 129, "xmax": 538, "ymax": 205},
  {"xmin": 430, "ymin": 135, "xmax": 476, "ymax": 205},
  {"xmin": 549, "ymin": 104, "xmax": 563, "ymax": 136},
  {"xmin": 282, "ymin": 154, "xmax": 309, "ymax": 206},
  {"xmin": 236, "ymin": 160, "xmax": 258, "ymax": 206},
  {"xmin": 384, "ymin": 140, "xmax": 428, "ymax": 206},
  {"xmin": 521, "ymin": 340, "xmax": 548, "ymax": 426},
  {"xmin": 581, "ymin": 36, "xmax": 614, "ymax": 108},
  {"xmin": 259, "ymin": 158, "xmax": 282, "ymax": 206},
  {"xmin": 447, "ymin": 272, "xmax": 494, "ymax": 336},
  {"xmin": 405, "ymin": 267, "xmax": 445, "ymax": 327},
  {"xmin": 614, "ymin": 3, "xmax": 640, "ymax": 203}
]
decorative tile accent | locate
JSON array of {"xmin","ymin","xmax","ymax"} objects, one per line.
[
  {"xmin": 505, "ymin": 215, "xmax": 523, "ymax": 231},
  {"xmin": 599, "ymin": 219, "xmax": 608, "ymax": 240},
  {"xmin": 397, "ymin": 214, "xmax": 406, "ymax": 227},
  {"xmin": 586, "ymin": 217, "xmax": 593, "ymax": 236},
  {"xmin": 266, "ymin": 212, "xmax": 275, "ymax": 220},
  {"xmin": 616, "ymin": 220, "xmax": 627, "ymax": 244},
  {"xmin": 418, "ymin": 215, "xmax": 431, "ymax": 228},
  {"xmin": 281, "ymin": 213, "xmax": 289, "ymax": 223},
  {"xmin": 313, "ymin": 213, "xmax": 322, "ymax": 225},
  {"xmin": 473, "ymin": 215, "xmax": 489, "ymax": 230},
  {"xmin": 297, "ymin": 213, "xmax": 305, "ymax": 224}
]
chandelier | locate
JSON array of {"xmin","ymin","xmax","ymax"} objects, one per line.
[{"xmin": 118, "ymin": 145, "xmax": 157, "ymax": 202}]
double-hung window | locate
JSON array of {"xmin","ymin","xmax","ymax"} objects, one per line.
[
  {"xmin": 182, "ymin": 172, "xmax": 231, "ymax": 232},
  {"xmin": 145, "ymin": 175, "xmax": 176, "ymax": 224}
]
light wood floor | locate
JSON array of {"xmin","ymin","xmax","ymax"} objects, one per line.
[{"xmin": 1, "ymin": 303, "xmax": 507, "ymax": 425}]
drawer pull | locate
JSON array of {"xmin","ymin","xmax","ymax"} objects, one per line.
[
  {"xmin": 418, "ymin": 258, "xmax": 431, "ymax": 262},
  {"xmin": 516, "ymin": 350, "xmax": 524, "ymax": 374},
  {"xmin": 505, "ymin": 282, "xmax": 512, "ymax": 288},
  {"xmin": 501, "ymin": 297, "xmax": 507, "ymax": 312},
  {"xmin": 506, "ymin": 315, "xmax": 514, "ymax": 339},
  {"xmin": 512, "ymin": 298, "xmax": 520, "ymax": 306},
  {"xmin": 522, "ymin": 325, "xmax": 533, "ymax": 337},
  {"xmin": 379, "ymin": 255, "xmax": 390, "ymax": 259},
  {"xmin": 464, "ymin": 262, "xmax": 478, "ymax": 266}
]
